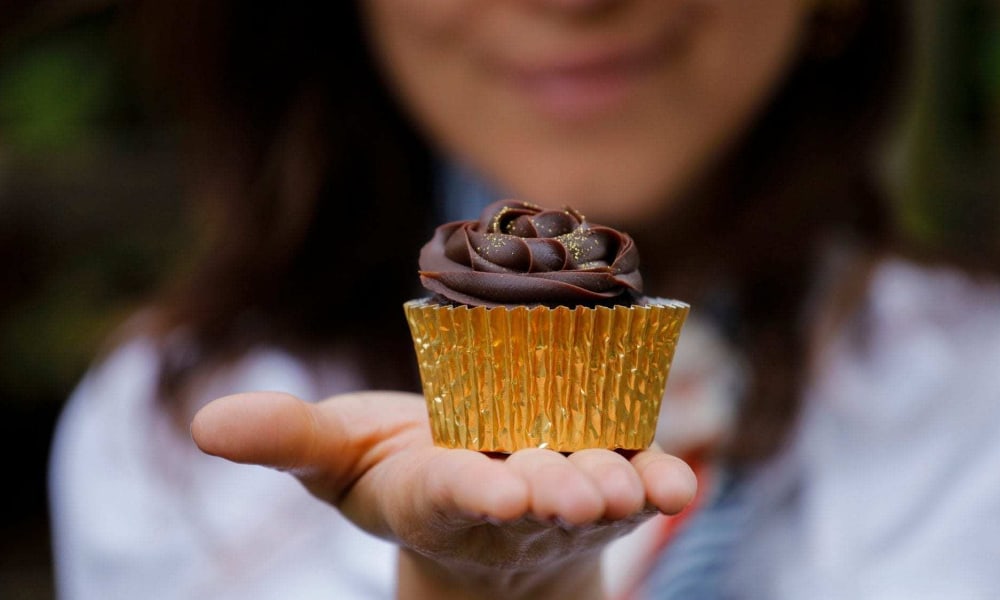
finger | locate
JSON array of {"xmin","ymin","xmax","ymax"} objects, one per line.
[
  {"xmin": 191, "ymin": 391, "xmax": 329, "ymax": 470},
  {"xmin": 630, "ymin": 448, "xmax": 698, "ymax": 515},
  {"xmin": 191, "ymin": 390, "xmax": 430, "ymax": 505},
  {"xmin": 505, "ymin": 448, "xmax": 605, "ymax": 525},
  {"xmin": 341, "ymin": 445, "xmax": 530, "ymax": 542},
  {"xmin": 421, "ymin": 451, "xmax": 530, "ymax": 522},
  {"xmin": 567, "ymin": 449, "xmax": 645, "ymax": 520}
]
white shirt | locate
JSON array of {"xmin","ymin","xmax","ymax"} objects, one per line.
[{"xmin": 729, "ymin": 258, "xmax": 1000, "ymax": 599}]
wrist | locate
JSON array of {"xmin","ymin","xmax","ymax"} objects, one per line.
[{"xmin": 397, "ymin": 548, "xmax": 606, "ymax": 600}]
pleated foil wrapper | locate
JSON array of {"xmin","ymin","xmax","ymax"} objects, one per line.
[{"xmin": 403, "ymin": 298, "xmax": 689, "ymax": 452}]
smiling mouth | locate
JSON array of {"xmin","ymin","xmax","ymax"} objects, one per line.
[
  {"xmin": 494, "ymin": 10, "xmax": 702, "ymax": 121},
  {"xmin": 511, "ymin": 50, "xmax": 662, "ymax": 121}
]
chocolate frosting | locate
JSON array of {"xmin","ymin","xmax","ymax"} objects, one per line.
[{"xmin": 419, "ymin": 200, "xmax": 643, "ymax": 307}]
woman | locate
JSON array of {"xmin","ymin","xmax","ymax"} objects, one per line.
[{"xmin": 50, "ymin": 0, "xmax": 1000, "ymax": 599}]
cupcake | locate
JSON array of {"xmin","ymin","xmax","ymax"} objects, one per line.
[{"xmin": 404, "ymin": 200, "xmax": 688, "ymax": 452}]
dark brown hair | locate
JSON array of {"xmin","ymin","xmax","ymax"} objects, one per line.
[
  {"xmin": 128, "ymin": 2, "xmax": 435, "ymax": 404},
  {"xmin": 132, "ymin": 1, "xmax": 918, "ymax": 459},
  {"xmin": 636, "ymin": 0, "xmax": 913, "ymax": 461}
]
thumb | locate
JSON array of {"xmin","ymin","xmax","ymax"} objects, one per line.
[
  {"xmin": 190, "ymin": 391, "xmax": 429, "ymax": 505},
  {"xmin": 191, "ymin": 391, "xmax": 338, "ymax": 473}
]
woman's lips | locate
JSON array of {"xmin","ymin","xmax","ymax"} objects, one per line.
[
  {"xmin": 510, "ymin": 50, "xmax": 656, "ymax": 120},
  {"xmin": 493, "ymin": 15, "xmax": 698, "ymax": 121}
]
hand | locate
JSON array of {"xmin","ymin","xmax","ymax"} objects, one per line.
[{"xmin": 191, "ymin": 391, "xmax": 697, "ymax": 600}]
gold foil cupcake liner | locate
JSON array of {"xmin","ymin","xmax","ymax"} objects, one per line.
[{"xmin": 403, "ymin": 298, "xmax": 688, "ymax": 452}]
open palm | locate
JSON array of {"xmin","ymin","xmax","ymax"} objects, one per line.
[{"xmin": 191, "ymin": 391, "xmax": 696, "ymax": 599}]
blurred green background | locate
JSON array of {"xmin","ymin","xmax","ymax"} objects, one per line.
[
  {"xmin": 0, "ymin": 4, "xmax": 185, "ymax": 599},
  {"xmin": 0, "ymin": 1, "xmax": 998, "ymax": 598}
]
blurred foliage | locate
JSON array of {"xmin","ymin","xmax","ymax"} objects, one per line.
[
  {"xmin": 895, "ymin": 0, "xmax": 1000, "ymax": 262},
  {"xmin": 0, "ymin": 28, "xmax": 114, "ymax": 152},
  {"xmin": 0, "ymin": 9, "xmax": 185, "ymax": 408}
]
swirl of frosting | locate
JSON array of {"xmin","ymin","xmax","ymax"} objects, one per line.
[{"xmin": 419, "ymin": 199, "xmax": 643, "ymax": 307}]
